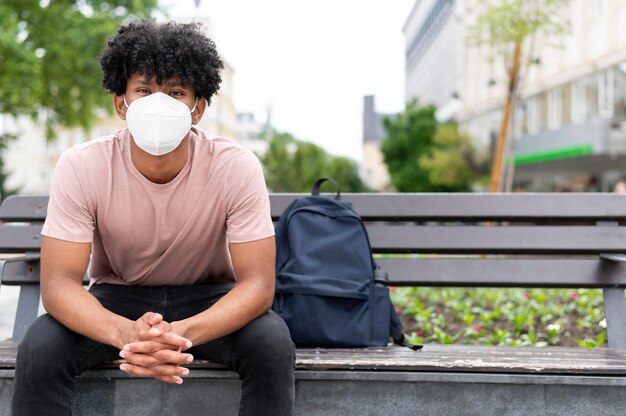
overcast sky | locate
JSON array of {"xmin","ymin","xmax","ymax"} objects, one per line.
[{"xmin": 160, "ymin": 0, "xmax": 415, "ymax": 161}]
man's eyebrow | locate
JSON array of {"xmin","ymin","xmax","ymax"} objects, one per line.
[
  {"xmin": 131, "ymin": 78, "xmax": 185, "ymax": 87},
  {"xmin": 165, "ymin": 79, "xmax": 184, "ymax": 87}
]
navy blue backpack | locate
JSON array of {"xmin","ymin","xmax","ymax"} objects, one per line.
[{"xmin": 272, "ymin": 178, "xmax": 421, "ymax": 349}]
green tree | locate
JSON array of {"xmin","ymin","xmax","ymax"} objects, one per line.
[
  {"xmin": 0, "ymin": 134, "xmax": 18, "ymax": 198},
  {"xmin": 0, "ymin": 0, "xmax": 158, "ymax": 138},
  {"xmin": 262, "ymin": 131, "xmax": 366, "ymax": 193},
  {"xmin": 418, "ymin": 124, "xmax": 480, "ymax": 192},
  {"xmin": 380, "ymin": 101, "xmax": 439, "ymax": 192},
  {"xmin": 466, "ymin": 0, "xmax": 569, "ymax": 192}
]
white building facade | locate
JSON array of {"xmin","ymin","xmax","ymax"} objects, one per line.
[
  {"xmin": 404, "ymin": 0, "xmax": 462, "ymax": 120},
  {"xmin": 404, "ymin": 0, "xmax": 626, "ymax": 191}
]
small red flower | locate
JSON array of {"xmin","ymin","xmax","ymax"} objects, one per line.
[
  {"xmin": 389, "ymin": 286, "xmax": 397, "ymax": 292},
  {"xmin": 416, "ymin": 330, "xmax": 424, "ymax": 336},
  {"xmin": 474, "ymin": 327, "xmax": 483, "ymax": 333},
  {"xmin": 523, "ymin": 292, "xmax": 530, "ymax": 299},
  {"xmin": 568, "ymin": 292, "xmax": 578, "ymax": 300}
]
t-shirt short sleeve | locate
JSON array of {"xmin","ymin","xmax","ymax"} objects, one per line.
[
  {"xmin": 225, "ymin": 150, "xmax": 274, "ymax": 243},
  {"xmin": 41, "ymin": 149, "xmax": 95, "ymax": 243}
]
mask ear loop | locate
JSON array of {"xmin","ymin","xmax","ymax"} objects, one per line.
[
  {"xmin": 123, "ymin": 95, "xmax": 130, "ymax": 109},
  {"xmin": 189, "ymin": 99, "xmax": 199, "ymax": 126}
]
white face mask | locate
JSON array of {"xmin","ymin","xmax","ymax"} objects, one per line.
[{"xmin": 124, "ymin": 92, "xmax": 197, "ymax": 156}]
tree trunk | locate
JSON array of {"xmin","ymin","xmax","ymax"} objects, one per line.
[{"xmin": 489, "ymin": 41, "xmax": 523, "ymax": 193}]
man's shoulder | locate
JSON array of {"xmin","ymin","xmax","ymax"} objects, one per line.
[
  {"xmin": 68, "ymin": 130, "xmax": 126, "ymax": 156},
  {"xmin": 191, "ymin": 129, "xmax": 259, "ymax": 166},
  {"xmin": 191, "ymin": 128, "xmax": 244, "ymax": 151},
  {"xmin": 53, "ymin": 130, "xmax": 128, "ymax": 184}
]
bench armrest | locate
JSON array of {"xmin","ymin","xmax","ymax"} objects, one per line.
[
  {"xmin": 599, "ymin": 253, "xmax": 626, "ymax": 263},
  {"xmin": 0, "ymin": 254, "xmax": 41, "ymax": 285},
  {"xmin": 0, "ymin": 254, "xmax": 41, "ymax": 342}
]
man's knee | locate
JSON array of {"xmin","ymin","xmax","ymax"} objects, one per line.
[
  {"xmin": 16, "ymin": 315, "xmax": 77, "ymax": 378},
  {"xmin": 233, "ymin": 311, "xmax": 295, "ymax": 369}
]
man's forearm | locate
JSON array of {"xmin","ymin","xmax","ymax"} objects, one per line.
[
  {"xmin": 42, "ymin": 277, "xmax": 131, "ymax": 349},
  {"xmin": 173, "ymin": 279, "xmax": 273, "ymax": 346}
]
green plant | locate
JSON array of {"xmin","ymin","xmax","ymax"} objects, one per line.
[{"xmin": 392, "ymin": 287, "xmax": 606, "ymax": 348}]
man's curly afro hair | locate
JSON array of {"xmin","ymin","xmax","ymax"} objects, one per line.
[{"xmin": 100, "ymin": 19, "xmax": 224, "ymax": 104}]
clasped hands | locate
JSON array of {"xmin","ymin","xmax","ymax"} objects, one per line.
[{"xmin": 118, "ymin": 312, "xmax": 193, "ymax": 384}]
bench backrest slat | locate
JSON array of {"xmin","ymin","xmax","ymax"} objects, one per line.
[
  {"xmin": 270, "ymin": 193, "xmax": 626, "ymax": 221},
  {"xmin": 366, "ymin": 225, "xmax": 626, "ymax": 254},
  {"xmin": 379, "ymin": 257, "xmax": 626, "ymax": 287},
  {"xmin": 0, "ymin": 196, "xmax": 48, "ymax": 222},
  {"xmin": 0, "ymin": 225, "xmax": 44, "ymax": 252}
]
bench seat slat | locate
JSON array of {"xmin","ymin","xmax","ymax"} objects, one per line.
[
  {"xmin": 367, "ymin": 225, "xmax": 626, "ymax": 254},
  {"xmin": 378, "ymin": 257, "xmax": 626, "ymax": 287},
  {"xmin": 294, "ymin": 345, "xmax": 626, "ymax": 374},
  {"xmin": 4, "ymin": 342, "xmax": 626, "ymax": 375}
]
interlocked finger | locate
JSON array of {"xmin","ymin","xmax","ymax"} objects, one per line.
[
  {"xmin": 119, "ymin": 363, "xmax": 187, "ymax": 384},
  {"xmin": 121, "ymin": 349, "xmax": 193, "ymax": 367},
  {"xmin": 124, "ymin": 340, "xmax": 182, "ymax": 354}
]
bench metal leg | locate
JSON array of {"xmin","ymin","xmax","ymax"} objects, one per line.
[
  {"xmin": 12, "ymin": 285, "xmax": 41, "ymax": 342},
  {"xmin": 603, "ymin": 287, "xmax": 626, "ymax": 348}
]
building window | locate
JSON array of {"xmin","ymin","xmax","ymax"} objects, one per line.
[
  {"xmin": 613, "ymin": 63, "xmax": 626, "ymax": 123},
  {"xmin": 513, "ymin": 102, "xmax": 525, "ymax": 139},
  {"xmin": 594, "ymin": 0, "xmax": 606, "ymax": 20},
  {"xmin": 571, "ymin": 81, "xmax": 586, "ymax": 124},
  {"xmin": 548, "ymin": 89, "xmax": 562, "ymax": 129},
  {"xmin": 599, "ymin": 69, "xmax": 615, "ymax": 118},
  {"xmin": 561, "ymin": 85, "xmax": 572, "ymax": 125},
  {"xmin": 527, "ymin": 96, "xmax": 540, "ymax": 135}
]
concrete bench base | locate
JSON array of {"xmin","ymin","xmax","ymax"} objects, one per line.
[{"xmin": 3, "ymin": 369, "xmax": 626, "ymax": 415}]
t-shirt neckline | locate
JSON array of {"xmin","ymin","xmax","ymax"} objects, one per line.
[{"xmin": 123, "ymin": 129, "xmax": 193, "ymax": 189}]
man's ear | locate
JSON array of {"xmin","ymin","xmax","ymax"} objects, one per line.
[
  {"xmin": 113, "ymin": 94, "xmax": 127, "ymax": 120},
  {"xmin": 191, "ymin": 98, "xmax": 207, "ymax": 125}
]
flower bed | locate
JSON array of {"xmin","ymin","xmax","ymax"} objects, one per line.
[{"xmin": 392, "ymin": 287, "xmax": 606, "ymax": 347}]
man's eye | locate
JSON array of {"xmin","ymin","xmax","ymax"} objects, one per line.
[
  {"xmin": 136, "ymin": 88, "xmax": 150, "ymax": 94},
  {"xmin": 170, "ymin": 91, "xmax": 183, "ymax": 97}
]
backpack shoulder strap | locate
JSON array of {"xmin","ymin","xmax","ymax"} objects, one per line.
[{"xmin": 390, "ymin": 303, "xmax": 423, "ymax": 351}]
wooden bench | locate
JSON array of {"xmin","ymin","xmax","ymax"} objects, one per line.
[{"xmin": 2, "ymin": 193, "xmax": 626, "ymax": 415}]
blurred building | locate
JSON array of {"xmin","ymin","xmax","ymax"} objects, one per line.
[
  {"xmin": 196, "ymin": 59, "xmax": 236, "ymax": 140},
  {"xmin": 404, "ymin": 0, "xmax": 626, "ymax": 191},
  {"xmin": 360, "ymin": 95, "xmax": 392, "ymax": 191},
  {"xmin": 235, "ymin": 112, "xmax": 269, "ymax": 156},
  {"xmin": 404, "ymin": 0, "xmax": 462, "ymax": 121},
  {"xmin": 362, "ymin": 0, "xmax": 461, "ymax": 192},
  {"xmin": 0, "ymin": 111, "xmax": 125, "ymax": 194}
]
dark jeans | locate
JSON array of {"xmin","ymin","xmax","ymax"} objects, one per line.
[{"xmin": 12, "ymin": 283, "xmax": 295, "ymax": 416}]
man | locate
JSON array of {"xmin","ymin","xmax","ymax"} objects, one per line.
[{"xmin": 12, "ymin": 20, "xmax": 295, "ymax": 416}]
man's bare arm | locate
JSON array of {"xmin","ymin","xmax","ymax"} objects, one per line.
[
  {"xmin": 176, "ymin": 235, "xmax": 276, "ymax": 344},
  {"xmin": 40, "ymin": 236, "xmax": 192, "ymax": 383}
]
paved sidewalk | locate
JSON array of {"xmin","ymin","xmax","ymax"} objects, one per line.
[{"xmin": 0, "ymin": 286, "xmax": 19, "ymax": 340}]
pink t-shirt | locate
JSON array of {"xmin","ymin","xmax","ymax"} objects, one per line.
[{"xmin": 42, "ymin": 128, "xmax": 274, "ymax": 286}]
